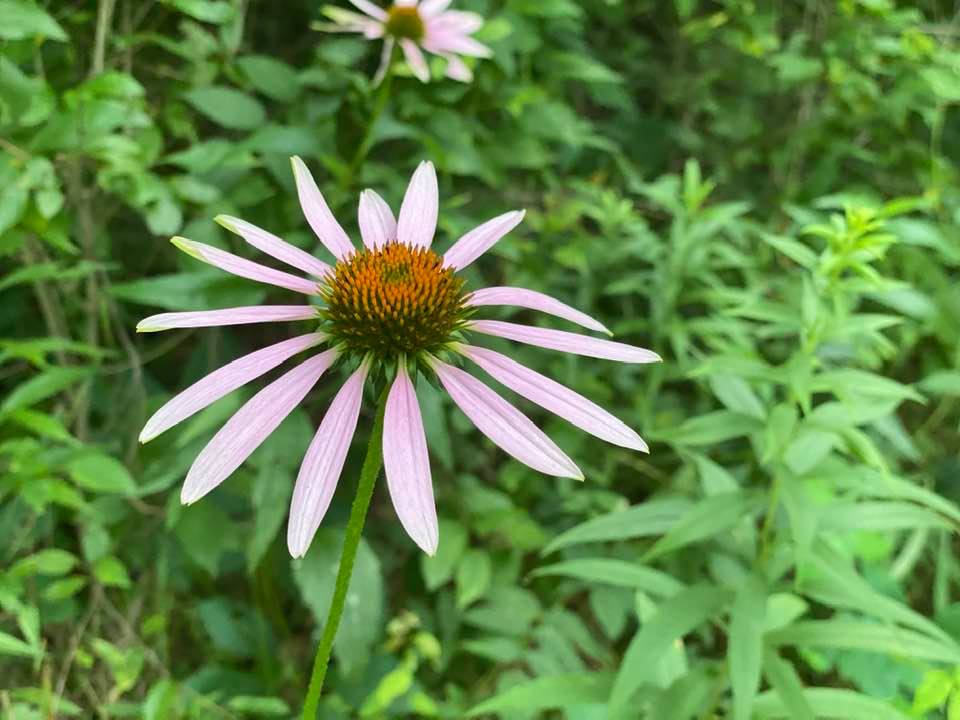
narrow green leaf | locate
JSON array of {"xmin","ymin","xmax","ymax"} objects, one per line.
[
  {"xmin": 753, "ymin": 688, "xmax": 911, "ymax": 719},
  {"xmin": 729, "ymin": 574, "xmax": 766, "ymax": 720},
  {"xmin": 609, "ymin": 586, "xmax": 731, "ymax": 718},
  {"xmin": 532, "ymin": 559, "xmax": 684, "ymax": 597},
  {"xmin": 762, "ymin": 649, "xmax": 815, "ymax": 720},
  {"xmin": 466, "ymin": 673, "xmax": 613, "ymax": 716},
  {"xmin": 643, "ymin": 491, "xmax": 763, "ymax": 561},
  {"xmin": 769, "ymin": 620, "xmax": 960, "ymax": 664},
  {"xmin": 543, "ymin": 497, "xmax": 691, "ymax": 554}
]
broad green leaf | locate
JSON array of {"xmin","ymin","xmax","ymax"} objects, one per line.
[
  {"xmin": 67, "ymin": 452, "xmax": 137, "ymax": 495},
  {"xmin": 456, "ymin": 549, "xmax": 492, "ymax": 608},
  {"xmin": 293, "ymin": 527, "xmax": 383, "ymax": 678},
  {"xmin": 729, "ymin": 574, "xmax": 766, "ymax": 720},
  {"xmin": 11, "ymin": 548, "xmax": 77, "ymax": 577},
  {"xmin": 236, "ymin": 55, "xmax": 300, "ymax": 102},
  {"xmin": 183, "ymin": 86, "xmax": 266, "ymax": 130},
  {"xmin": 422, "ymin": 518, "xmax": 467, "ymax": 590},
  {"xmin": 710, "ymin": 375, "xmax": 766, "ymax": 419},
  {"xmin": 93, "ymin": 556, "xmax": 132, "ymax": 588},
  {"xmin": 163, "ymin": 0, "xmax": 234, "ymax": 23},
  {"xmin": 0, "ymin": 631, "xmax": 37, "ymax": 658},
  {"xmin": 532, "ymin": 559, "xmax": 684, "ymax": 597},
  {"xmin": 466, "ymin": 673, "xmax": 613, "ymax": 716},
  {"xmin": 543, "ymin": 496, "xmax": 691, "ymax": 554},
  {"xmin": 643, "ymin": 491, "xmax": 763, "ymax": 561},
  {"xmin": 0, "ymin": 0, "xmax": 67, "ymax": 41},
  {"xmin": 656, "ymin": 410, "xmax": 762, "ymax": 446},
  {"xmin": 753, "ymin": 688, "xmax": 911, "ymax": 719},
  {"xmin": 609, "ymin": 586, "xmax": 731, "ymax": 718}
]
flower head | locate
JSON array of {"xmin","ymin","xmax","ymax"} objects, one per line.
[
  {"xmin": 321, "ymin": 0, "xmax": 492, "ymax": 83},
  {"xmin": 138, "ymin": 158, "xmax": 660, "ymax": 558}
]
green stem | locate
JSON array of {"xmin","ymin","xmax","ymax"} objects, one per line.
[
  {"xmin": 342, "ymin": 50, "xmax": 396, "ymax": 190},
  {"xmin": 300, "ymin": 390, "xmax": 388, "ymax": 720}
]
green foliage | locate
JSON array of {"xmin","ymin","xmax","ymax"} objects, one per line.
[{"xmin": 2, "ymin": 0, "xmax": 960, "ymax": 717}]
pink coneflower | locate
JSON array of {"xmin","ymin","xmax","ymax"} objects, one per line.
[
  {"xmin": 138, "ymin": 158, "xmax": 659, "ymax": 557},
  {"xmin": 322, "ymin": 0, "xmax": 491, "ymax": 83}
]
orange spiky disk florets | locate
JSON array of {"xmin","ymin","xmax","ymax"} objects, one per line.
[{"xmin": 320, "ymin": 241, "xmax": 468, "ymax": 358}]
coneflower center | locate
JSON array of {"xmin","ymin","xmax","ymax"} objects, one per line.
[
  {"xmin": 320, "ymin": 242, "xmax": 467, "ymax": 358},
  {"xmin": 385, "ymin": 5, "xmax": 425, "ymax": 41}
]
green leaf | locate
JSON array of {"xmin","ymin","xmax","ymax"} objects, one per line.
[
  {"xmin": 729, "ymin": 574, "xmax": 766, "ymax": 720},
  {"xmin": 236, "ymin": 55, "xmax": 300, "ymax": 102},
  {"xmin": 762, "ymin": 649, "xmax": 815, "ymax": 720},
  {"xmin": 531, "ymin": 559, "xmax": 684, "ymax": 597},
  {"xmin": 0, "ymin": 1, "xmax": 67, "ymax": 41},
  {"xmin": 292, "ymin": 527, "xmax": 383, "ymax": 678},
  {"xmin": 643, "ymin": 491, "xmax": 762, "ymax": 561},
  {"xmin": 710, "ymin": 375, "xmax": 766, "ymax": 419},
  {"xmin": 183, "ymin": 86, "xmax": 266, "ymax": 130},
  {"xmin": 456, "ymin": 549, "xmax": 492, "ymax": 608},
  {"xmin": 543, "ymin": 497, "xmax": 691, "ymax": 554},
  {"xmin": 11, "ymin": 548, "xmax": 77, "ymax": 577},
  {"xmin": 657, "ymin": 410, "xmax": 762, "ymax": 446},
  {"xmin": 912, "ymin": 669, "xmax": 953, "ymax": 714},
  {"xmin": 0, "ymin": 367, "xmax": 92, "ymax": 415},
  {"xmin": 226, "ymin": 696, "xmax": 290, "ymax": 716},
  {"xmin": 0, "ymin": 631, "xmax": 37, "ymax": 658},
  {"xmin": 466, "ymin": 673, "xmax": 613, "ymax": 716},
  {"xmin": 609, "ymin": 586, "xmax": 731, "ymax": 718},
  {"xmin": 920, "ymin": 371, "xmax": 960, "ymax": 397},
  {"xmin": 753, "ymin": 688, "xmax": 911, "ymax": 719},
  {"xmin": 769, "ymin": 620, "xmax": 960, "ymax": 664},
  {"xmin": 93, "ymin": 556, "xmax": 132, "ymax": 588},
  {"xmin": 421, "ymin": 518, "xmax": 467, "ymax": 590},
  {"xmin": 67, "ymin": 452, "xmax": 137, "ymax": 495},
  {"xmin": 162, "ymin": 0, "xmax": 235, "ymax": 23}
]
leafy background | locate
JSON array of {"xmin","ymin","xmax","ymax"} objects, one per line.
[{"xmin": 2, "ymin": 0, "xmax": 960, "ymax": 718}]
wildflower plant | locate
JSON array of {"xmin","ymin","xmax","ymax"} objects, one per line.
[{"xmin": 137, "ymin": 157, "xmax": 658, "ymax": 712}]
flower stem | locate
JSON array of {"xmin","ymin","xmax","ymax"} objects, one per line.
[
  {"xmin": 343, "ymin": 48, "xmax": 396, "ymax": 190},
  {"xmin": 300, "ymin": 390, "xmax": 388, "ymax": 720}
]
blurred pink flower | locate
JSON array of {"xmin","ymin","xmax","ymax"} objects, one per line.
[
  {"xmin": 138, "ymin": 158, "xmax": 659, "ymax": 557},
  {"xmin": 322, "ymin": 0, "xmax": 492, "ymax": 83}
]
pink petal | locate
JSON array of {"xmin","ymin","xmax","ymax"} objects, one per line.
[
  {"xmin": 397, "ymin": 161, "xmax": 438, "ymax": 247},
  {"xmin": 467, "ymin": 286, "xmax": 611, "ymax": 335},
  {"xmin": 443, "ymin": 54, "xmax": 472, "ymax": 82},
  {"xmin": 171, "ymin": 237, "xmax": 320, "ymax": 295},
  {"xmin": 427, "ymin": 11, "xmax": 483, "ymax": 37},
  {"xmin": 290, "ymin": 156, "xmax": 355, "ymax": 261},
  {"xmin": 420, "ymin": 0, "xmax": 451, "ymax": 17},
  {"xmin": 400, "ymin": 39, "xmax": 430, "ymax": 83},
  {"xmin": 348, "ymin": 0, "xmax": 386, "ymax": 20},
  {"xmin": 374, "ymin": 37, "xmax": 395, "ymax": 85},
  {"xmin": 358, "ymin": 189, "xmax": 397, "ymax": 250},
  {"xmin": 140, "ymin": 333, "xmax": 326, "ymax": 443},
  {"xmin": 215, "ymin": 215, "xmax": 331, "ymax": 278},
  {"xmin": 180, "ymin": 350, "xmax": 337, "ymax": 505},
  {"xmin": 470, "ymin": 320, "xmax": 662, "ymax": 364},
  {"xmin": 286, "ymin": 364, "xmax": 368, "ymax": 558},
  {"xmin": 431, "ymin": 358, "xmax": 582, "ymax": 479},
  {"xmin": 137, "ymin": 306, "xmax": 318, "ymax": 333},
  {"xmin": 442, "ymin": 211, "xmax": 525, "ymax": 270},
  {"xmin": 384, "ymin": 365, "xmax": 438, "ymax": 555},
  {"xmin": 423, "ymin": 30, "xmax": 492, "ymax": 58},
  {"xmin": 458, "ymin": 344, "xmax": 648, "ymax": 452}
]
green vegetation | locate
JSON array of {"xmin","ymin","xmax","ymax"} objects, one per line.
[{"xmin": 2, "ymin": 0, "xmax": 960, "ymax": 718}]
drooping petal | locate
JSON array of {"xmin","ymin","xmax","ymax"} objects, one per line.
[
  {"xmin": 467, "ymin": 286, "xmax": 611, "ymax": 335},
  {"xmin": 287, "ymin": 364, "xmax": 368, "ymax": 558},
  {"xmin": 180, "ymin": 350, "xmax": 337, "ymax": 505},
  {"xmin": 430, "ymin": 10, "xmax": 483, "ymax": 35},
  {"xmin": 443, "ymin": 54, "xmax": 472, "ymax": 82},
  {"xmin": 374, "ymin": 37, "xmax": 396, "ymax": 85},
  {"xmin": 215, "ymin": 215, "xmax": 331, "ymax": 278},
  {"xmin": 171, "ymin": 237, "xmax": 320, "ymax": 295},
  {"xmin": 423, "ymin": 30, "xmax": 492, "ymax": 58},
  {"xmin": 400, "ymin": 39, "xmax": 430, "ymax": 83},
  {"xmin": 383, "ymin": 365, "xmax": 438, "ymax": 555},
  {"xmin": 348, "ymin": 0, "xmax": 386, "ymax": 20},
  {"xmin": 459, "ymin": 344, "xmax": 648, "ymax": 452},
  {"xmin": 358, "ymin": 189, "xmax": 397, "ymax": 250},
  {"xmin": 431, "ymin": 358, "xmax": 582, "ymax": 479},
  {"xmin": 290, "ymin": 156, "xmax": 355, "ymax": 261},
  {"xmin": 397, "ymin": 161, "xmax": 438, "ymax": 247},
  {"xmin": 419, "ymin": 0, "xmax": 451, "ymax": 17},
  {"xmin": 442, "ymin": 210, "xmax": 525, "ymax": 270},
  {"xmin": 470, "ymin": 320, "xmax": 662, "ymax": 364},
  {"xmin": 137, "ymin": 306, "xmax": 318, "ymax": 333},
  {"xmin": 140, "ymin": 333, "xmax": 326, "ymax": 443}
]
